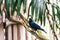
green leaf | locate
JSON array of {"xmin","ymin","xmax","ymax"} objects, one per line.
[
  {"xmin": 56, "ymin": 6, "xmax": 60, "ymax": 24},
  {"xmin": 23, "ymin": 0, "xmax": 27, "ymax": 13},
  {"xmin": 0, "ymin": 1, "xmax": 2, "ymax": 15},
  {"xmin": 35, "ymin": 8, "xmax": 38, "ymax": 21},
  {"xmin": 43, "ymin": 11, "xmax": 46, "ymax": 26},
  {"xmin": 52, "ymin": 4, "xmax": 56, "ymax": 31},
  {"xmin": 39, "ymin": 0, "xmax": 46, "ymax": 25},
  {"xmin": 35, "ymin": 0, "xmax": 38, "ymax": 21},
  {"xmin": 17, "ymin": 0, "xmax": 22, "ymax": 16},
  {"xmin": 52, "ymin": 4, "xmax": 55, "ymax": 20},
  {"xmin": 12, "ymin": 0, "xmax": 18, "ymax": 16},
  {"xmin": 28, "ymin": 6, "xmax": 30, "ymax": 18},
  {"xmin": 39, "ymin": 10, "xmax": 42, "ymax": 25},
  {"xmin": 56, "ymin": 24, "xmax": 59, "ymax": 31},
  {"xmin": 28, "ymin": 0, "xmax": 34, "ymax": 18},
  {"xmin": 5, "ymin": 0, "xmax": 10, "ymax": 18},
  {"xmin": 47, "ymin": 0, "xmax": 50, "ymax": 4},
  {"xmin": 0, "ymin": 6, "xmax": 1, "ymax": 15},
  {"xmin": 31, "ymin": 5, "xmax": 34, "ymax": 19},
  {"xmin": 0, "ymin": 0, "xmax": 2, "ymax": 4},
  {"xmin": 43, "ymin": 3, "xmax": 46, "ymax": 26}
]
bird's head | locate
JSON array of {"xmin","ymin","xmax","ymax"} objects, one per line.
[{"xmin": 29, "ymin": 18, "xmax": 33, "ymax": 22}]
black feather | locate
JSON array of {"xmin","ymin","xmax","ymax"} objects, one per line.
[{"xmin": 29, "ymin": 18, "xmax": 47, "ymax": 33}]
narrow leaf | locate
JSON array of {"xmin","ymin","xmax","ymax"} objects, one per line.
[
  {"xmin": 0, "ymin": 3, "xmax": 1, "ymax": 15},
  {"xmin": 28, "ymin": 0, "xmax": 34, "ymax": 18},
  {"xmin": 0, "ymin": 6, "xmax": 1, "ymax": 15},
  {"xmin": 12, "ymin": 0, "xmax": 18, "ymax": 16},
  {"xmin": 43, "ymin": 11, "xmax": 46, "ymax": 26},
  {"xmin": 52, "ymin": 4, "xmax": 55, "ymax": 20},
  {"xmin": 56, "ymin": 6, "xmax": 60, "ymax": 24},
  {"xmin": 48, "ymin": 0, "xmax": 50, "ymax": 4},
  {"xmin": 39, "ymin": 10, "xmax": 42, "ymax": 25},
  {"xmin": 0, "ymin": 0, "xmax": 2, "ymax": 4},
  {"xmin": 39, "ymin": 0, "xmax": 46, "ymax": 25},
  {"xmin": 28, "ymin": 6, "xmax": 30, "ymax": 18},
  {"xmin": 5, "ymin": 0, "xmax": 10, "ymax": 18},
  {"xmin": 43, "ymin": 3, "xmax": 46, "ymax": 26},
  {"xmin": 31, "ymin": 5, "xmax": 34, "ymax": 19},
  {"xmin": 56, "ymin": 24, "xmax": 58, "ymax": 28},
  {"xmin": 35, "ymin": 0, "xmax": 38, "ymax": 21},
  {"xmin": 35, "ymin": 8, "xmax": 38, "ymax": 21},
  {"xmin": 23, "ymin": 0, "xmax": 27, "ymax": 13},
  {"xmin": 17, "ymin": 0, "xmax": 22, "ymax": 16}
]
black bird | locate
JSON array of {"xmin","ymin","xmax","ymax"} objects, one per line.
[{"xmin": 29, "ymin": 18, "xmax": 47, "ymax": 33}]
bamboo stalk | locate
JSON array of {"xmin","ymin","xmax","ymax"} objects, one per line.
[{"xmin": 0, "ymin": 24, "xmax": 4, "ymax": 40}]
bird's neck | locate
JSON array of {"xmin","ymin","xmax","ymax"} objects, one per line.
[{"xmin": 29, "ymin": 21, "xmax": 31, "ymax": 24}]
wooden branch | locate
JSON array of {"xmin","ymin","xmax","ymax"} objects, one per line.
[
  {"xmin": 19, "ymin": 13, "xmax": 48, "ymax": 40},
  {"xmin": 0, "ymin": 11, "xmax": 48, "ymax": 40},
  {"xmin": 1, "ymin": 2, "xmax": 48, "ymax": 39},
  {"xmin": 5, "ymin": 13, "xmax": 48, "ymax": 40},
  {"xmin": 0, "ymin": 16, "xmax": 2, "ymax": 24},
  {"xmin": 18, "ymin": 19, "xmax": 48, "ymax": 40},
  {"xmin": 46, "ymin": 10, "xmax": 58, "ymax": 40}
]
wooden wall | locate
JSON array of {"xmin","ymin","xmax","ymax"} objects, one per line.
[
  {"xmin": 0, "ymin": 23, "xmax": 57, "ymax": 40},
  {"xmin": 0, "ymin": 24, "xmax": 39, "ymax": 40}
]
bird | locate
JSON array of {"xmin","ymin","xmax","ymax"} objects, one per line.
[{"xmin": 29, "ymin": 18, "xmax": 47, "ymax": 33}]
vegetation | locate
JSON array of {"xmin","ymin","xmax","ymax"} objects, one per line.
[{"xmin": 0, "ymin": 0, "xmax": 60, "ymax": 40}]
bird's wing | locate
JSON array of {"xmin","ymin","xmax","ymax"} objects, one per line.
[
  {"xmin": 29, "ymin": 22, "xmax": 47, "ymax": 33},
  {"xmin": 30, "ymin": 22, "xmax": 40, "ymax": 29}
]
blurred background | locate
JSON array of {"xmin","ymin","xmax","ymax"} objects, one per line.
[{"xmin": 0, "ymin": 0, "xmax": 60, "ymax": 40}]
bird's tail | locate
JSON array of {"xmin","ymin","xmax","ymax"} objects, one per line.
[{"xmin": 40, "ymin": 29, "xmax": 47, "ymax": 33}]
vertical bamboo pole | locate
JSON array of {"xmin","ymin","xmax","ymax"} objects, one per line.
[
  {"xmin": 26, "ymin": 0, "xmax": 32, "ymax": 40},
  {"xmin": 0, "ymin": 24, "xmax": 4, "ymax": 40},
  {"xmin": 49, "ymin": 27, "xmax": 54, "ymax": 40},
  {"xmin": 46, "ymin": 21, "xmax": 54, "ymax": 40},
  {"xmin": 13, "ymin": 25, "xmax": 18, "ymax": 40},
  {"xmin": 26, "ymin": 31, "xmax": 32, "ymax": 40},
  {"xmin": 17, "ymin": 24, "xmax": 20, "ymax": 40},
  {"xmin": 5, "ymin": 27, "xmax": 8, "ymax": 40},
  {"xmin": 46, "ymin": 15, "xmax": 54, "ymax": 40},
  {"xmin": 31, "ymin": 35, "xmax": 36, "ymax": 40},
  {"xmin": 18, "ymin": 25, "xmax": 26, "ymax": 40},
  {"xmin": 8, "ymin": 25, "xmax": 12, "ymax": 40},
  {"xmin": 59, "ymin": 28, "xmax": 60, "ymax": 39}
]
